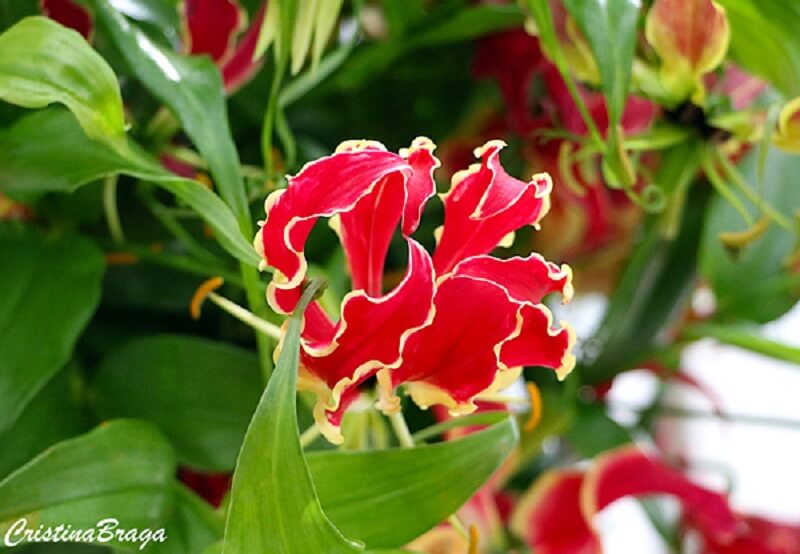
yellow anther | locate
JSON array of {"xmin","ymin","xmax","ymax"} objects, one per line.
[
  {"xmin": 190, "ymin": 277, "xmax": 225, "ymax": 320},
  {"xmin": 467, "ymin": 524, "xmax": 480, "ymax": 554},
  {"xmin": 525, "ymin": 382, "xmax": 543, "ymax": 433}
]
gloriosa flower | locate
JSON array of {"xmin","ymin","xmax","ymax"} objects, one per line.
[
  {"xmin": 256, "ymin": 138, "xmax": 576, "ymax": 443},
  {"xmin": 511, "ymin": 446, "xmax": 800, "ymax": 554},
  {"xmin": 41, "ymin": 0, "xmax": 265, "ymax": 93},
  {"xmin": 645, "ymin": 0, "xmax": 731, "ymax": 104}
]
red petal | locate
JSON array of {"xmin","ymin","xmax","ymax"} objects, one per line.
[
  {"xmin": 452, "ymin": 254, "xmax": 576, "ymax": 379},
  {"xmin": 704, "ymin": 516, "xmax": 800, "ymax": 554},
  {"xmin": 389, "ymin": 274, "xmax": 521, "ymax": 413},
  {"xmin": 258, "ymin": 139, "xmax": 438, "ymax": 312},
  {"xmin": 432, "ymin": 140, "xmax": 552, "ymax": 274},
  {"xmin": 298, "ymin": 240, "xmax": 435, "ymax": 443},
  {"xmin": 511, "ymin": 471, "xmax": 600, "ymax": 554},
  {"xmin": 257, "ymin": 141, "xmax": 408, "ymax": 312},
  {"xmin": 40, "ymin": 0, "xmax": 93, "ymax": 40},
  {"xmin": 183, "ymin": 0, "xmax": 244, "ymax": 64},
  {"xmin": 221, "ymin": 2, "xmax": 266, "ymax": 93},
  {"xmin": 583, "ymin": 447, "xmax": 740, "ymax": 544}
]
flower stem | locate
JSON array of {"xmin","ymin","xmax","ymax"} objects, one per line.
[
  {"xmin": 299, "ymin": 424, "xmax": 321, "ymax": 448},
  {"xmin": 103, "ymin": 175, "xmax": 124, "ymax": 244},
  {"xmin": 388, "ymin": 411, "xmax": 415, "ymax": 449},
  {"xmin": 207, "ymin": 291, "xmax": 283, "ymax": 340}
]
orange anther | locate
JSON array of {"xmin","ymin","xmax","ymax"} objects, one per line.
[
  {"xmin": 190, "ymin": 276, "xmax": 224, "ymax": 319},
  {"xmin": 525, "ymin": 382, "xmax": 543, "ymax": 433}
]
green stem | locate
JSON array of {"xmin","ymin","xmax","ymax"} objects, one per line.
[
  {"xmin": 299, "ymin": 424, "xmax": 321, "ymax": 448},
  {"xmin": 103, "ymin": 174, "xmax": 124, "ymax": 244},
  {"xmin": 388, "ymin": 411, "xmax": 415, "ymax": 449},
  {"xmin": 683, "ymin": 323, "xmax": 800, "ymax": 365},
  {"xmin": 206, "ymin": 290, "xmax": 283, "ymax": 340},
  {"xmin": 701, "ymin": 150, "xmax": 754, "ymax": 226},
  {"xmin": 715, "ymin": 150, "xmax": 793, "ymax": 230}
]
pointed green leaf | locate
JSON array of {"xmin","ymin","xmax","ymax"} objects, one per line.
[
  {"xmin": 0, "ymin": 227, "xmax": 104, "ymax": 434},
  {"xmin": 0, "ymin": 109, "xmax": 260, "ymax": 266},
  {"xmin": 308, "ymin": 415, "xmax": 519, "ymax": 548},
  {"xmin": 0, "ymin": 420, "xmax": 175, "ymax": 545},
  {"xmin": 93, "ymin": 335, "xmax": 263, "ymax": 472},
  {"xmin": 0, "ymin": 16, "xmax": 125, "ymax": 145},
  {"xmin": 222, "ymin": 280, "xmax": 363, "ymax": 553},
  {"xmin": 92, "ymin": 0, "xmax": 250, "ymax": 230}
]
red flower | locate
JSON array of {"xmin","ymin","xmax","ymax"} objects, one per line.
[
  {"xmin": 41, "ymin": 0, "xmax": 266, "ymax": 93},
  {"xmin": 511, "ymin": 445, "xmax": 800, "ymax": 554},
  {"xmin": 256, "ymin": 138, "xmax": 575, "ymax": 443}
]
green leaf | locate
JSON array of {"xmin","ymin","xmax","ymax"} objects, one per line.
[
  {"xmin": 562, "ymin": 0, "xmax": 639, "ymax": 130},
  {"xmin": 716, "ymin": 0, "xmax": 800, "ymax": 97},
  {"xmin": 581, "ymin": 178, "xmax": 712, "ymax": 384},
  {"xmin": 0, "ymin": 227, "xmax": 104, "ymax": 434},
  {"xmin": 565, "ymin": 402, "xmax": 631, "ymax": 458},
  {"xmin": 0, "ymin": 365, "xmax": 89, "ymax": 480},
  {"xmin": 0, "ymin": 420, "xmax": 175, "ymax": 542},
  {"xmin": 683, "ymin": 324, "xmax": 800, "ymax": 366},
  {"xmin": 562, "ymin": 0, "xmax": 640, "ymax": 185},
  {"xmin": 0, "ymin": 109, "xmax": 260, "ymax": 267},
  {"xmin": 700, "ymin": 147, "xmax": 800, "ymax": 323},
  {"xmin": 107, "ymin": 0, "xmax": 183, "ymax": 48},
  {"xmin": 91, "ymin": 0, "xmax": 251, "ymax": 230},
  {"xmin": 92, "ymin": 335, "xmax": 263, "ymax": 472},
  {"xmin": 222, "ymin": 279, "xmax": 363, "ymax": 553},
  {"xmin": 149, "ymin": 484, "xmax": 225, "ymax": 554},
  {"xmin": 0, "ymin": 17, "xmax": 125, "ymax": 145},
  {"xmin": 308, "ymin": 415, "xmax": 518, "ymax": 548}
]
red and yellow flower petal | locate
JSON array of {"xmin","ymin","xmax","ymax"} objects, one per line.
[
  {"xmin": 452, "ymin": 254, "xmax": 576, "ymax": 379},
  {"xmin": 257, "ymin": 141, "xmax": 408, "ymax": 311},
  {"xmin": 645, "ymin": 0, "xmax": 731, "ymax": 103},
  {"xmin": 705, "ymin": 516, "xmax": 800, "ymax": 554},
  {"xmin": 334, "ymin": 138, "xmax": 438, "ymax": 296},
  {"xmin": 388, "ymin": 274, "xmax": 522, "ymax": 415},
  {"xmin": 451, "ymin": 254, "xmax": 573, "ymax": 305},
  {"xmin": 183, "ymin": 0, "xmax": 245, "ymax": 64},
  {"xmin": 221, "ymin": 2, "xmax": 266, "ymax": 93},
  {"xmin": 511, "ymin": 470, "xmax": 599, "ymax": 554},
  {"xmin": 40, "ymin": 0, "xmax": 93, "ymax": 40},
  {"xmin": 773, "ymin": 97, "xmax": 800, "ymax": 154},
  {"xmin": 297, "ymin": 240, "xmax": 435, "ymax": 443},
  {"xmin": 432, "ymin": 140, "xmax": 552, "ymax": 274},
  {"xmin": 258, "ymin": 138, "xmax": 438, "ymax": 312},
  {"xmin": 581, "ymin": 446, "xmax": 740, "ymax": 544}
]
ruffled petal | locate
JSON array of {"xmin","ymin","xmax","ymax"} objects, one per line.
[
  {"xmin": 582, "ymin": 446, "xmax": 740, "ymax": 544},
  {"xmin": 257, "ymin": 141, "xmax": 409, "ymax": 312},
  {"xmin": 452, "ymin": 254, "xmax": 576, "ymax": 380},
  {"xmin": 432, "ymin": 140, "xmax": 552, "ymax": 274},
  {"xmin": 510, "ymin": 471, "xmax": 599, "ymax": 554},
  {"xmin": 388, "ymin": 274, "xmax": 521, "ymax": 414},
  {"xmin": 297, "ymin": 240, "xmax": 435, "ymax": 443},
  {"xmin": 258, "ymin": 139, "xmax": 438, "ymax": 311},
  {"xmin": 40, "ymin": 0, "xmax": 93, "ymax": 40},
  {"xmin": 335, "ymin": 137, "xmax": 438, "ymax": 295},
  {"xmin": 183, "ymin": 0, "xmax": 245, "ymax": 64}
]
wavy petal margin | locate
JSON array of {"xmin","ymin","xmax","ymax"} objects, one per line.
[
  {"xmin": 511, "ymin": 470, "xmax": 599, "ymax": 554},
  {"xmin": 432, "ymin": 140, "xmax": 552, "ymax": 274},
  {"xmin": 296, "ymin": 240, "xmax": 435, "ymax": 443},
  {"xmin": 645, "ymin": 0, "xmax": 730, "ymax": 103},
  {"xmin": 453, "ymin": 254, "xmax": 576, "ymax": 380},
  {"xmin": 511, "ymin": 446, "xmax": 740, "ymax": 553},
  {"xmin": 257, "ymin": 138, "xmax": 438, "ymax": 312}
]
